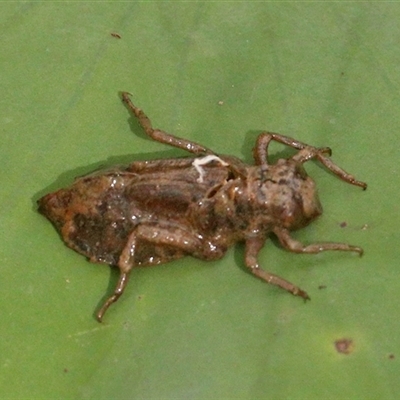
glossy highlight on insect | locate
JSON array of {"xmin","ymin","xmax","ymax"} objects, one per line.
[{"xmin": 38, "ymin": 92, "xmax": 367, "ymax": 322}]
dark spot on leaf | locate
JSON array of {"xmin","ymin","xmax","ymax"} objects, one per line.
[{"xmin": 334, "ymin": 338, "xmax": 354, "ymax": 354}]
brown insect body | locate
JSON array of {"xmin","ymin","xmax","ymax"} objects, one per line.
[{"xmin": 38, "ymin": 93, "xmax": 366, "ymax": 322}]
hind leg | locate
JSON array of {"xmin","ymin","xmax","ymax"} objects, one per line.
[
  {"xmin": 96, "ymin": 223, "xmax": 224, "ymax": 322},
  {"xmin": 122, "ymin": 92, "xmax": 214, "ymax": 155}
]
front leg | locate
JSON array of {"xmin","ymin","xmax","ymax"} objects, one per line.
[
  {"xmin": 253, "ymin": 132, "xmax": 367, "ymax": 189},
  {"xmin": 244, "ymin": 236, "xmax": 310, "ymax": 300},
  {"xmin": 273, "ymin": 226, "xmax": 363, "ymax": 255},
  {"xmin": 121, "ymin": 92, "xmax": 214, "ymax": 156}
]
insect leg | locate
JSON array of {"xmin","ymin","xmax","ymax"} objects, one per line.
[
  {"xmin": 273, "ymin": 227, "xmax": 364, "ymax": 255},
  {"xmin": 96, "ymin": 230, "xmax": 138, "ymax": 322},
  {"xmin": 97, "ymin": 224, "xmax": 225, "ymax": 321},
  {"xmin": 292, "ymin": 147, "xmax": 367, "ymax": 189},
  {"xmin": 96, "ymin": 271, "xmax": 129, "ymax": 322},
  {"xmin": 254, "ymin": 132, "xmax": 331, "ymax": 164},
  {"xmin": 244, "ymin": 236, "xmax": 310, "ymax": 300},
  {"xmin": 127, "ymin": 157, "xmax": 198, "ymax": 173},
  {"xmin": 133, "ymin": 224, "xmax": 226, "ymax": 261},
  {"xmin": 253, "ymin": 132, "xmax": 312, "ymax": 165},
  {"xmin": 254, "ymin": 132, "xmax": 367, "ymax": 189},
  {"xmin": 121, "ymin": 92, "xmax": 214, "ymax": 155}
]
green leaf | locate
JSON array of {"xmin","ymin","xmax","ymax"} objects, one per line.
[{"xmin": 1, "ymin": 2, "xmax": 398, "ymax": 399}]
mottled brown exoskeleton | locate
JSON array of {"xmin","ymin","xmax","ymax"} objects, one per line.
[{"xmin": 38, "ymin": 92, "xmax": 367, "ymax": 322}]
